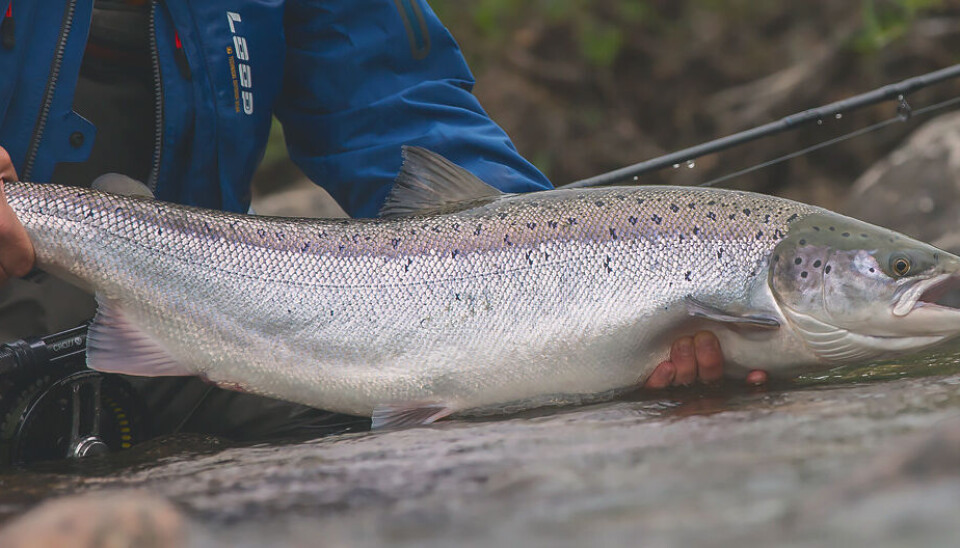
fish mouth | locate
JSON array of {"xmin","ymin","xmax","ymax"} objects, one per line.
[{"xmin": 893, "ymin": 273, "xmax": 960, "ymax": 318}]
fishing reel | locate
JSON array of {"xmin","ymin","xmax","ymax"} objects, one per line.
[{"xmin": 0, "ymin": 323, "xmax": 147, "ymax": 466}]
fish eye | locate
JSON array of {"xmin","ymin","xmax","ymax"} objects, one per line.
[{"xmin": 890, "ymin": 256, "xmax": 911, "ymax": 277}]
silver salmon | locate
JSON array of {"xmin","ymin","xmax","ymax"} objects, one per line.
[{"xmin": 8, "ymin": 147, "xmax": 960, "ymax": 428}]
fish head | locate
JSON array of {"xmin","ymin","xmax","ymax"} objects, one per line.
[{"xmin": 768, "ymin": 213, "xmax": 960, "ymax": 363}]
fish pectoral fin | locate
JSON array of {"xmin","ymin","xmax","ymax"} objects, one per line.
[
  {"xmin": 685, "ymin": 297, "xmax": 781, "ymax": 330},
  {"xmin": 378, "ymin": 146, "xmax": 505, "ymax": 218},
  {"xmin": 371, "ymin": 403, "xmax": 455, "ymax": 430},
  {"xmin": 86, "ymin": 296, "xmax": 194, "ymax": 377}
]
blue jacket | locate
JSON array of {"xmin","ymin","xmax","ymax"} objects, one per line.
[{"xmin": 0, "ymin": 1, "xmax": 551, "ymax": 217}]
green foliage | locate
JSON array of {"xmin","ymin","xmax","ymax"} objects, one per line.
[
  {"xmin": 431, "ymin": 0, "xmax": 656, "ymax": 68},
  {"xmin": 854, "ymin": 0, "xmax": 946, "ymax": 52}
]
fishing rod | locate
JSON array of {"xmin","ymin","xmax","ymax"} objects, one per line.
[{"xmin": 564, "ymin": 62, "xmax": 960, "ymax": 189}]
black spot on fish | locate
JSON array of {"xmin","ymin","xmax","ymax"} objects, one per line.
[
  {"xmin": 842, "ymin": 232, "xmax": 850, "ymax": 237},
  {"xmin": 302, "ymin": 242, "xmax": 311, "ymax": 251},
  {"xmin": 717, "ymin": 248, "xmax": 724, "ymax": 259},
  {"xmin": 825, "ymin": 265, "xmax": 832, "ymax": 274},
  {"xmin": 786, "ymin": 214, "xmax": 799, "ymax": 222},
  {"xmin": 707, "ymin": 200, "xmax": 716, "ymax": 206},
  {"xmin": 869, "ymin": 267, "xmax": 875, "ymax": 273},
  {"xmin": 678, "ymin": 234, "xmax": 685, "ymax": 242},
  {"xmin": 829, "ymin": 226, "xmax": 836, "ymax": 231},
  {"xmin": 504, "ymin": 234, "xmax": 513, "ymax": 246},
  {"xmin": 743, "ymin": 208, "xmax": 751, "ymax": 216},
  {"xmin": 595, "ymin": 201, "xmax": 605, "ymax": 207},
  {"xmin": 604, "ymin": 256, "xmax": 613, "ymax": 273},
  {"xmin": 391, "ymin": 238, "xmax": 400, "ymax": 249},
  {"xmin": 728, "ymin": 214, "xmax": 736, "ymax": 220},
  {"xmin": 475, "ymin": 225, "xmax": 483, "ymax": 236},
  {"xmin": 609, "ymin": 228, "xmax": 618, "ymax": 239},
  {"xmin": 637, "ymin": 198, "xmax": 645, "ymax": 205},
  {"xmin": 452, "ymin": 223, "xmax": 460, "ymax": 232},
  {"xmin": 801, "ymin": 271, "xmax": 808, "ymax": 279},
  {"xmin": 451, "ymin": 249, "xmax": 459, "ymax": 259},
  {"xmin": 115, "ymin": 207, "xmax": 123, "ymax": 213},
  {"xmin": 688, "ymin": 203, "xmax": 696, "ymax": 209},
  {"xmin": 685, "ymin": 271, "xmax": 692, "ymax": 281},
  {"xmin": 813, "ymin": 260, "xmax": 821, "ymax": 268},
  {"xmin": 548, "ymin": 220, "xmax": 558, "ymax": 229},
  {"xmin": 693, "ymin": 226, "xmax": 700, "ymax": 235},
  {"xmin": 431, "ymin": 226, "xmax": 441, "ymax": 233},
  {"xmin": 157, "ymin": 227, "xmax": 162, "ymax": 236},
  {"xmin": 670, "ymin": 204, "xmax": 679, "ymax": 213},
  {"xmin": 652, "ymin": 214, "xmax": 662, "ymax": 225},
  {"xmin": 527, "ymin": 222, "xmax": 537, "ymax": 230},
  {"xmin": 338, "ymin": 244, "xmax": 345, "ymax": 252},
  {"xmin": 257, "ymin": 228, "xmax": 266, "ymax": 237},
  {"xmin": 813, "ymin": 226, "xmax": 820, "ymax": 231},
  {"xmin": 405, "ymin": 259, "xmax": 412, "ymax": 272},
  {"xmin": 276, "ymin": 231, "xmax": 285, "ymax": 240},
  {"xmin": 455, "ymin": 293, "xmax": 461, "ymax": 301},
  {"xmin": 410, "ymin": 229, "xmax": 417, "ymax": 236},
  {"xmin": 795, "ymin": 257, "xmax": 802, "ymax": 265},
  {"xmin": 756, "ymin": 230, "xmax": 763, "ymax": 240},
  {"xmin": 763, "ymin": 214, "xmax": 771, "ymax": 223},
  {"xmin": 861, "ymin": 233, "xmax": 868, "ymax": 238},
  {"xmin": 526, "ymin": 251, "xmax": 534, "ymax": 265},
  {"xmin": 799, "ymin": 239, "xmax": 806, "ymax": 245},
  {"xmin": 628, "ymin": 216, "xmax": 638, "ymax": 226},
  {"xmin": 498, "ymin": 213, "xmax": 508, "ymax": 220},
  {"xmin": 567, "ymin": 217, "xmax": 578, "ymax": 225},
  {"xmin": 706, "ymin": 212, "xmax": 717, "ymax": 221}
]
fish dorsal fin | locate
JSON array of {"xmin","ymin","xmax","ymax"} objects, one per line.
[
  {"xmin": 379, "ymin": 146, "xmax": 504, "ymax": 218},
  {"xmin": 86, "ymin": 296, "xmax": 193, "ymax": 377},
  {"xmin": 685, "ymin": 297, "xmax": 781, "ymax": 329}
]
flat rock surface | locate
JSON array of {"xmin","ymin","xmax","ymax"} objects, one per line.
[{"xmin": 1, "ymin": 349, "xmax": 959, "ymax": 547}]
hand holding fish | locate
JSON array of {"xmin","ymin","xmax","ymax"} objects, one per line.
[{"xmin": 0, "ymin": 146, "xmax": 34, "ymax": 284}]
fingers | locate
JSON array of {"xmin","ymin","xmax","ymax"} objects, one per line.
[
  {"xmin": 0, "ymin": 177, "xmax": 35, "ymax": 283},
  {"xmin": 693, "ymin": 331, "xmax": 724, "ymax": 384},
  {"xmin": 0, "ymin": 146, "xmax": 18, "ymax": 182},
  {"xmin": 643, "ymin": 361, "xmax": 676, "ymax": 389},
  {"xmin": 644, "ymin": 331, "xmax": 726, "ymax": 389},
  {"xmin": 745, "ymin": 369, "xmax": 768, "ymax": 386},
  {"xmin": 671, "ymin": 337, "xmax": 697, "ymax": 386}
]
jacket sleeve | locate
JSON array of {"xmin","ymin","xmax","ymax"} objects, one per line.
[{"xmin": 275, "ymin": 0, "xmax": 553, "ymax": 218}]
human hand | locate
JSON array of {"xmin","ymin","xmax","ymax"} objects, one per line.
[
  {"xmin": 644, "ymin": 331, "xmax": 769, "ymax": 388},
  {"xmin": 0, "ymin": 146, "xmax": 35, "ymax": 282}
]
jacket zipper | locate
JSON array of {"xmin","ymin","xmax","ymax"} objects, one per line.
[
  {"xmin": 2, "ymin": 3, "xmax": 14, "ymax": 49},
  {"xmin": 23, "ymin": 0, "xmax": 77, "ymax": 180},
  {"xmin": 146, "ymin": 0, "xmax": 163, "ymax": 192}
]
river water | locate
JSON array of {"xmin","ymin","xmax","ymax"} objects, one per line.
[{"xmin": 0, "ymin": 347, "xmax": 959, "ymax": 547}]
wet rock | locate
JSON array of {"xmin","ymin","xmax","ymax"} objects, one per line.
[
  {"xmin": 2, "ymin": 368, "xmax": 960, "ymax": 547},
  {"xmin": 844, "ymin": 111, "xmax": 960, "ymax": 252},
  {"xmin": 0, "ymin": 491, "xmax": 192, "ymax": 548}
]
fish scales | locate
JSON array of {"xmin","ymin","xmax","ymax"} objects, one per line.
[{"xmin": 5, "ymin": 181, "xmax": 826, "ymax": 417}]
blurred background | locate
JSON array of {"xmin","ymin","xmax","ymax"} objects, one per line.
[{"xmin": 252, "ymin": 0, "xmax": 960, "ymax": 215}]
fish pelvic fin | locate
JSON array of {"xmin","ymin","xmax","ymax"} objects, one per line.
[
  {"xmin": 379, "ymin": 146, "xmax": 504, "ymax": 218},
  {"xmin": 685, "ymin": 297, "xmax": 781, "ymax": 329},
  {"xmin": 371, "ymin": 402, "xmax": 455, "ymax": 430},
  {"xmin": 86, "ymin": 296, "xmax": 193, "ymax": 377}
]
